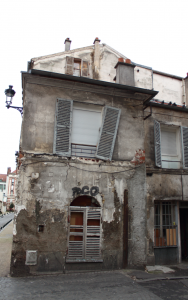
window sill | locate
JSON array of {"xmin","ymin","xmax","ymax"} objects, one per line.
[
  {"xmin": 154, "ymin": 246, "xmax": 177, "ymax": 249},
  {"xmin": 66, "ymin": 258, "xmax": 103, "ymax": 263}
]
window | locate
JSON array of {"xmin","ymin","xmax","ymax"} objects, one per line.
[
  {"xmin": 0, "ymin": 184, "xmax": 3, "ymax": 192},
  {"xmin": 65, "ymin": 56, "xmax": 89, "ymax": 77},
  {"xmin": 154, "ymin": 121, "xmax": 188, "ymax": 169},
  {"xmin": 53, "ymin": 98, "xmax": 121, "ymax": 161},
  {"xmin": 154, "ymin": 201, "xmax": 177, "ymax": 247},
  {"xmin": 71, "ymin": 103, "xmax": 102, "ymax": 158},
  {"xmin": 66, "ymin": 196, "xmax": 102, "ymax": 262}
]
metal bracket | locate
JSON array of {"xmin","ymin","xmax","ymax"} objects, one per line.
[
  {"xmin": 6, "ymin": 105, "xmax": 23, "ymax": 116},
  {"xmin": 143, "ymin": 103, "xmax": 152, "ymax": 120}
]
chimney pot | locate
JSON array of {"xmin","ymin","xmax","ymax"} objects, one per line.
[
  {"xmin": 125, "ymin": 59, "xmax": 131, "ymax": 64},
  {"xmin": 64, "ymin": 38, "xmax": 72, "ymax": 51},
  {"xmin": 118, "ymin": 57, "xmax": 124, "ymax": 62},
  {"xmin": 93, "ymin": 37, "xmax": 101, "ymax": 44}
]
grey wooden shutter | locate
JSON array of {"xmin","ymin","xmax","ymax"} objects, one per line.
[
  {"xmin": 53, "ymin": 98, "xmax": 72, "ymax": 156},
  {"xmin": 65, "ymin": 56, "xmax": 74, "ymax": 75},
  {"xmin": 154, "ymin": 120, "xmax": 162, "ymax": 167},
  {"xmin": 95, "ymin": 106, "xmax": 121, "ymax": 161},
  {"xmin": 67, "ymin": 208, "xmax": 84, "ymax": 260},
  {"xmin": 181, "ymin": 126, "xmax": 188, "ymax": 169},
  {"xmin": 81, "ymin": 60, "xmax": 89, "ymax": 77},
  {"xmin": 86, "ymin": 208, "xmax": 101, "ymax": 260}
]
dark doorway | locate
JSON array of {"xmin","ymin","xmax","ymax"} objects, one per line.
[{"xmin": 180, "ymin": 208, "xmax": 188, "ymax": 260}]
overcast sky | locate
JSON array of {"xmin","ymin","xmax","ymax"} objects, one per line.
[{"xmin": 0, "ymin": 0, "xmax": 187, "ymax": 174}]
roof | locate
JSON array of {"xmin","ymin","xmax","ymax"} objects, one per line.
[
  {"xmin": 148, "ymin": 99, "xmax": 188, "ymax": 113},
  {"xmin": 30, "ymin": 43, "xmax": 127, "ymax": 63},
  {"xmin": 26, "ymin": 69, "xmax": 158, "ymax": 104},
  {"xmin": 0, "ymin": 174, "xmax": 7, "ymax": 182}
]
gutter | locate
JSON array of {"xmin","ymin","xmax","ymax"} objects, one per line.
[{"xmin": 146, "ymin": 101, "xmax": 188, "ymax": 113}]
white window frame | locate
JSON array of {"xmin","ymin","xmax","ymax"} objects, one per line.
[{"xmin": 161, "ymin": 125, "xmax": 181, "ymax": 169}]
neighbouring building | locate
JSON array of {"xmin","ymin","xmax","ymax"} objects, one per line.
[
  {"xmin": 10, "ymin": 38, "xmax": 188, "ymax": 276},
  {"xmin": 6, "ymin": 168, "xmax": 17, "ymax": 211},
  {"xmin": 0, "ymin": 173, "xmax": 7, "ymax": 213}
]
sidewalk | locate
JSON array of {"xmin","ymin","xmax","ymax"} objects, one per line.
[
  {"xmin": 0, "ymin": 221, "xmax": 13, "ymax": 277},
  {"xmin": 124, "ymin": 262, "xmax": 188, "ymax": 282}
]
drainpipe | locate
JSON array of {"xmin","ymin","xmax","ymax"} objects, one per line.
[{"xmin": 182, "ymin": 79, "xmax": 186, "ymax": 105}]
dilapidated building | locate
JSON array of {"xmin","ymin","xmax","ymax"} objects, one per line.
[{"xmin": 11, "ymin": 38, "xmax": 188, "ymax": 276}]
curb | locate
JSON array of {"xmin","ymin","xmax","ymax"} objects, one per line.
[
  {"xmin": 136, "ymin": 276, "xmax": 188, "ymax": 283},
  {"xmin": 0, "ymin": 219, "xmax": 13, "ymax": 232}
]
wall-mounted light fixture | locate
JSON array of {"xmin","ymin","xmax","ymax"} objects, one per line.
[{"xmin": 4, "ymin": 85, "xmax": 23, "ymax": 116}]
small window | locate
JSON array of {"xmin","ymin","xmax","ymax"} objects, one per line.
[
  {"xmin": 65, "ymin": 56, "xmax": 89, "ymax": 78},
  {"xmin": 154, "ymin": 121, "xmax": 186, "ymax": 169},
  {"xmin": 0, "ymin": 184, "xmax": 3, "ymax": 192},
  {"xmin": 161, "ymin": 127, "xmax": 181, "ymax": 169},
  {"xmin": 154, "ymin": 201, "xmax": 177, "ymax": 247}
]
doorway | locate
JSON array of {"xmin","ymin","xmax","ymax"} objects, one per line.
[{"xmin": 180, "ymin": 208, "xmax": 188, "ymax": 260}]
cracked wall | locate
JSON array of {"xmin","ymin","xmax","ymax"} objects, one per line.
[{"xmin": 11, "ymin": 74, "xmax": 149, "ymax": 276}]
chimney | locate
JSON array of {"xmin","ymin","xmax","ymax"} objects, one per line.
[
  {"xmin": 7, "ymin": 167, "xmax": 11, "ymax": 175},
  {"xmin": 64, "ymin": 38, "xmax": 71, "ymax": 51},
  {"xmin": 115, "ymin": 58, "xmax": 135, "ymax": 86},
  {"xmin": 93, "ymin": 37, "xmax": 101, "ymax": 79}
]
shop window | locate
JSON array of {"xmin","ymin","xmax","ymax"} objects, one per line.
[
  {"xmin": 66, "ymin": 195, "xmax": 102, "ymax": 263},
  {"xmin": 53, "ymin": 99, "xmax": 121, "ymax": 161},
  {"xmin": 154, "ymin": 201, "xmax": 177, "ymax": 247},
  {"xmin": 154, "ymin": 121, "xmax": 188, "ymax": 169}
]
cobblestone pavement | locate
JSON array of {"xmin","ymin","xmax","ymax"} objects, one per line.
[
  {"xmin": 0, "ymin": 221, "xmax": 13, "ymax": 277},
  {"xmin": 0, "ymin": 271, "xmax": 162, "ymax": 300}
]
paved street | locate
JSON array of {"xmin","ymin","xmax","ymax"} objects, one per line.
[
  {"xmin": 0, "ymin": 271, "xmax": 162, "ymax": 300},
  {"xmin": 140, "ymin": 279, "xmax": 188, "ymax": 300},
  {"xmin": 1, "ymin": 220, "xmax": 188, "ymax": 299},
  {"xmin": 0, "ymin": 213, "xmax": 14, "ymax": 229}
]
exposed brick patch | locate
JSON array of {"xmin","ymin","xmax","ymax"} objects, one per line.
[{"xmin": 131, "ymin": 149, "xmax": 145, "ymax": 166}]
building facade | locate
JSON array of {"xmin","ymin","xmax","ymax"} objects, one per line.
[{"xmin": 11, "ymin": 38, "xmax": 188, "ymax": 276}]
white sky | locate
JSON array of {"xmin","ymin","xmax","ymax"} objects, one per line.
[{"xmin": 0, "ymin": 0, "xmax": 188, "ymax": 174}]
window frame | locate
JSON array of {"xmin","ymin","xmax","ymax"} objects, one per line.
[
  {"xmin": 154, "ymin": 201, "xmax": 177, "ymax": 248},
  {"xmin": 154, "ymin": 121, "xmax": 188, "ymax": 169},
  {"xmin": 65, "ymin": 56, "xmax": 89, "ymax": 78},
  {"xmin": 53, "ymin": 99, "xmax": 121, "ymax": 161}
]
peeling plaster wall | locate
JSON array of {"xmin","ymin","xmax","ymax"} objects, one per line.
[
  {"xmin": 11, "ymin": 74, "xmax": 149, "ymax": 276},
  {"xmin": 11, "ymin": 158, "xmax": 147, "ymax": 275},
  {"xmin": 144, "ymin": 107, "xmax": 188, "ymax": 265}
]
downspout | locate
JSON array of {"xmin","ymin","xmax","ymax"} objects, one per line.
[{"xmin": 182, "ymin": 79, "xmax": 186, "ymax": 105}]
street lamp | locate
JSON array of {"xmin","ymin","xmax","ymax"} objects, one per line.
[{"xmin": 4, "ymin": 85, "xmax": 23, "ymax": 116}]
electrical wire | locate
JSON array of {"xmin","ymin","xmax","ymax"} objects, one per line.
[{"xmin": 21, "ymin": 159, "xmax": 143, "ymax": 174}]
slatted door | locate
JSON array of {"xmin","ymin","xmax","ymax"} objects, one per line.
[
  {"xmin": 67, "ymin": 208, "xmax": 84, "ymax": 259},
  {"xmin": 67, "ymin": 207, "xmax": 102, "ymax": 262}
]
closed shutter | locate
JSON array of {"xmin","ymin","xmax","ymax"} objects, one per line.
[
  {"xmin": 81, "ymin": 60, "xmax": 89, "ymax": 77},
  {"xmin": 95, "ymin": 106, "xmax": 121, "ymax": 161},
  {"xmin": 67, "ymin": 207, "xmax": 102, "ymax": 262},
  {"xmin": 53, "ymin": 98, "xmax": 72, "ymax": 156},
  {"xmin": 181, "ymin": 126, "xmax": 188, "ymax": 168},
  {"xmin": 154, "ymin": 120, "xmax": 162, "ymax": 167},
  {"xmin": 65, "ymin": 56, "xmax": 74, "ymax": 75},
  {"xmin": 86, "ymin": 209, "xmax": 101, "ymax": 259}
]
